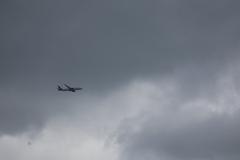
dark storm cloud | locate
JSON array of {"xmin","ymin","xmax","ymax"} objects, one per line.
[
  {"xmin": 1, "ymin": 0, "xmax": 240, "ymax": 86},
  {"xmin": 1, "ymin": 0, "xmax": 240, "ymax": 143}
]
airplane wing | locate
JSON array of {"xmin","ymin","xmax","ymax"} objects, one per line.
[
  {"xmin": 58, "ymin": 85, "xmax": 70, "ymax": 91},
  {"xmin": 64, "ymin": 84, "xmax": 72, "ymax": 89}
]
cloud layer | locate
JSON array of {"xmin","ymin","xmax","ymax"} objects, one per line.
[
  {"xmin": 116, "ymin": 70, "xmax": 240, "ymax": 160},
  {"xmin": 1, "ymin": 0, "xmax": 240, "ymax": 160}
]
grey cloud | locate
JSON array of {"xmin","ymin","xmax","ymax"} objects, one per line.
[
  {"xmin": 119, "ymin": 112, "xmax": 240, "ymax": 160},
  {"xmin": 116, "ymin": 67, "xmax": 240, "ymax": 160},
  {"xmin": 0, "ymin": 89, "xmax": 75, "ymax": 135}
]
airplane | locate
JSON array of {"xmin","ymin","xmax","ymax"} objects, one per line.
[{"xmin": 57, "ymin": 84, "xmax": 83, "ymax": 92}]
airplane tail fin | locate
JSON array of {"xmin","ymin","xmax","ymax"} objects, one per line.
[{"xmin": 58, "ymin": 85, "xmax": 63, "ymax": 91}]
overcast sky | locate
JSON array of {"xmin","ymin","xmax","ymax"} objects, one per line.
[{"xmin": 1, "ymin": 0, "xmax": 240, "ymax": 160}]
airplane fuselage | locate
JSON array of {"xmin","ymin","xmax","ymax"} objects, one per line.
[
  {"xmin": 57, "ymin": 84, "xmax": 82, "ymax": 92},
  {"xmin": 69, "ymin": 88, "xmax": 76, "ymax": 92}
]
